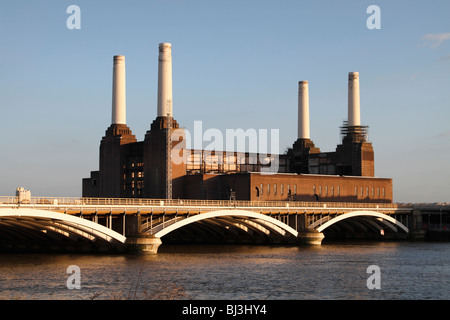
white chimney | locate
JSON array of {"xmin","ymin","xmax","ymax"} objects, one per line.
[
  {"xmin": 111, "ymin": 55, "xmax": 126, "ymax": 125},
  {"xmin": 157, "ymin": 43, "xmax": 173, "ymax": 117},
  {"xmin": 298, "ymin": 81, "xmax": 310, "ymax": 139},
  {"xmin": 348, "ymin": 72, "xmax": 361, "ymax": 126}
]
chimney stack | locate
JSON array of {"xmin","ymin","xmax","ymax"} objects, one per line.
[
  {"xmin": 298, "ymin": 81, "xmax": 310, "ymax": 139},
  {"xmin": 348, "ymin": 72, "xmax": 361, "ymax": 126},
  {"xmin": 111, "ymin": 55, "xmax": 126, "ymax": 125},
  {"xmin": 157, "ymin": 43, "xmax": 173, "ymax": 117}
]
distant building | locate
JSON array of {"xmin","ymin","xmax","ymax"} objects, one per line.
[
  {"xmin": 16, "ymin": 187, "xmax": 31, "ymax": 203},
  {"xmin": 82, "ymin": 44, "xmax": 392, "ymax": 203}
]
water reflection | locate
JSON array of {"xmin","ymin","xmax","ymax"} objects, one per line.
[{"xmin": 0, "ymin": 242, "xmax": 449, "ymax": 300}]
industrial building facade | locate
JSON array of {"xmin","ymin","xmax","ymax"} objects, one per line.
[{"xmin": 82, "ymin": 43, "xmax": 392, "ymax": 203}]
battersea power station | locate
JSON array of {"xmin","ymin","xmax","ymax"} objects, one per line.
[{"xmin": 82, "ymin": 43, "xmax": 392, "ymax": 203}]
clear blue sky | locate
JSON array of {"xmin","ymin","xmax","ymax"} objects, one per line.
[{"xmin": 1, "ymin": 0, "xmax": 449, "ymax": 203}]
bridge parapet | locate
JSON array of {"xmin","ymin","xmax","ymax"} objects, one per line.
[{"xmin": 0, "ymin": 196, "xmax": 410, "ymax": 211}]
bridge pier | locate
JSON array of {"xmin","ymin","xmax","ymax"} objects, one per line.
[
  {"xmin": 125, "ymin": 234, "xmax": 162, "ymax": 254},
  {"xmin": 410, "ymin": 210, "xmax": 426, "ymax": 241},
  {"xmin": 410, "ymin": 229, "xmax": 426, "ymax": 241},
  {"xmin": 298, "ymin": 230, "xmax": 325, "ymax": 245}
]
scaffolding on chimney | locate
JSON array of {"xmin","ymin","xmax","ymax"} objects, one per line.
[{"xmin": 340, "ymin": 121, "xmax": 369, "ymax": 143}]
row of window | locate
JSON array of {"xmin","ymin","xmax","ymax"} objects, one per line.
[
  {"xmin": 313, "ymin": 185, "xmax": 340, "ymax": 197},
  {"xmin": 354, "ymin": 186, "xmax": 385, "ymax": 198},
  {"xmin": 130, "ymin": 172, "xmax": 144, "ymax": 178},
  {"xmin": 123, "ymin": 172, "xmax": 144, "ymax": 180},
  {"xmin": 130, "ymin": 162, "xmax": 144, "ymax": 167},
  {"xmin": 314, "ymin": 185, "xmax": 385, "ymax": 198},
  {"xmin": 257, "ymin": 183, "xmax": 297, "ymax": 196},
  {"xmin": 256, "ymin": 184, "xmax": 386, "ymax": 198}
]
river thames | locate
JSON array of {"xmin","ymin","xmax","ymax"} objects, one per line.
[{"xmin": 0, "ymin": 241, "xmax": 449, "ymax": 300}]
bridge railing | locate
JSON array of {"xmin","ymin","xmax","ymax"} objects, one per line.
[{"xmin": 0, "ymin": 195, "xmax": 409, "ymax": 209}]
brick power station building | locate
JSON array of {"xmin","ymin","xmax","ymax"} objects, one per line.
[{"xmin": 82, "ymin": 43, "xmax": 392, "ymax": 203}]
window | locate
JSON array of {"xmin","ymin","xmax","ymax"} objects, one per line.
[
  {"xmin": 355, "ymin": 187, "xmax": 358, "ymax": 196},
  {"xmin": 366, "ymin": 187, "xmax": 369, "ymax": 196},
  {"xmin": 325, "ymin": 186, "xmax": 328, "ymax": 196},
  {"xmin": 372, "ymin": 187, "xmax": 374, "ymax": 197},
  {"xmin": 274, "ymin": 184, "xmax": 277, "ymax": 195},
  {"xmin": 382, "ymin": 188, "xmax": 385, "ymax": 198},
  {"xmin": 319, "ymin": 186, "xmax": 322, "ymax": 196},
  {"xmin": 313, "ymin": 185, "xmax": 316, "ymax": 194},
  {"xmin": 293, "ymin": 184, "xmax": 297, "ymax": 195},
  {"xmin": 360, "ymin": 187, "xmax": 363, "ymax": 197},
  {"xmin": 281, "ymin": 184, "xmax": 284, "ymax": 195},
  {"xmin": 337, "ymin": 186, "xmax": 340, "ymax": 196},
  {"xmin": 267, "ymin": 184, "xmax": 270, "ymax": 195},
  {"xmin": 331, "ymin": 186, "xmax": 334, "ymax": 197},
  {"xmin": 260, "ymin": 184, "xmax": 263, "ymax": 195},
  {"xmin": 287, "ymin": 185, "xmax": 290, "ymax": 195}
]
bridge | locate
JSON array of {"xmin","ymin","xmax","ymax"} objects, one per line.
[{"xmin": 0, "ymin": 196, "xmax": 440, "ymax": 254}]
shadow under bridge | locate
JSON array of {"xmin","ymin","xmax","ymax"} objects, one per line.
[
  {"xmin": 0, "ymin": 208, "xmax": 126, "ymax": 253},
  {"xmin": 307, "ymin": 210, "xmax": 410, "ymax": 241},
  {"xmin": 142, "ymin": 209, "xmax": 299, "ymax": 244}
]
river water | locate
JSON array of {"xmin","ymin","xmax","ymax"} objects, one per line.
[{"xmin": 0, "ymin": 241, "xmax": 449, "ymax": 300}]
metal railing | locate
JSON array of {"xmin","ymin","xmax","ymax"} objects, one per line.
[{"xmin": 0, "ymin": 195, "xmax": 411, "ymax": 210}]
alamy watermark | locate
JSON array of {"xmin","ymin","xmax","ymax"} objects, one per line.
[
  {"xmin": 65, "ymin": 5, "xmax": 380, "ymax": 31},
  {"xmin": 66, "ymin": 5, "xmax": 81, "ymax": 30},
  {"xmin": 65, "ymin": 264, "xmax": 382, "ymax": 294},
  {"xmin": 66, "ymin": 265, "xmax": 81, "ymax": 290},
  {"xmin": 366, "ymin": 5, "xmax": 381, "ymax": 30},
  {"xmin": 171, "ymin": 121, "xmax": 280, "ymax": 175},
  {"xmin": 366, "ymin": 265, "xmax": 381, "ymax": 290}
]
